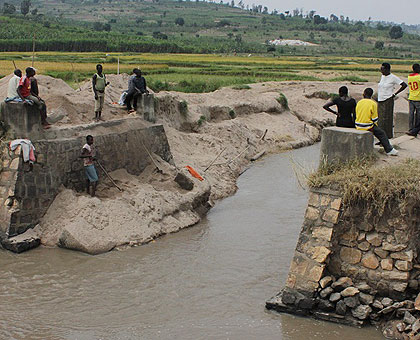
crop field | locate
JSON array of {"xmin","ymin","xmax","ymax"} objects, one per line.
[{"xmin": 0, "ymin": 52, "xmax": 417, "ymax": 92}]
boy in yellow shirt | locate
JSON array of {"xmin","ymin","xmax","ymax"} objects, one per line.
[
  {"xmin": 356, "ymin": 88, "xmax": 398, "ymax": 156},
  {"xmin": 406, "ymin": 64, "xmax": 420, "ymax": 135}
]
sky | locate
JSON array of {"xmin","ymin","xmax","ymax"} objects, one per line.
[{"xmin": 240, "ymin": 0, "xmax": 416, "ymax": 25}]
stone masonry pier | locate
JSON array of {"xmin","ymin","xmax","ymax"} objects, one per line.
[{"xmin": 267, "ymin": 127, "xmax": 420, "ymax": 330}]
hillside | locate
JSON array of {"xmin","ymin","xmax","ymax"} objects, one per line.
[{"xmin": 0, "ymin": 0, "xmax": 420, "ymax": 56}]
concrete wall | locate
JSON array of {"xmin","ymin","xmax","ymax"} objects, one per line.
[
  {"xmin": 320, "ymin": 127, "xmax": 373, "ymax": 166},
  {"xmin": 0, "ymin": 123, "xmax": 173, "ymax": 239},
  {"xmin": 0, "ymin": 102, "xmax": 42, "ymax": 140}
]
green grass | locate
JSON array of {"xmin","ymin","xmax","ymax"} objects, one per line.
[
  {"xmin": 197, "ymin": 115, "xmax": 206, "ymax": 126},
  {"xmin": 329, "ymin": 75, "xmax": 369, "ymax": 82},
  {"xmin": 276, "ymin": 92, "xmax": 289, "ymax": 110},
  {"xmin": 1, "ymin": 0, "xmax": 420, "ymax": 57},
  {"xmin": 232, "ymin": 84, "xmax": 251, "ymax": 90}
]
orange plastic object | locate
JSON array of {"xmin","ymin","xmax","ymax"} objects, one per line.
[{"xmin": 185, "ymin": 166, "xmax": 204, "ymax": 181}]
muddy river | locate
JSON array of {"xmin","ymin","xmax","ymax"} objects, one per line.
[{"xmin": 0, "ymin": 144, "xmax": 383, "ymax": 339}]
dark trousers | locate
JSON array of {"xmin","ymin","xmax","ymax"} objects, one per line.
[
  {"xmin": 125, "ymin": 91, "xmax": 141, "ymax": 110},
  {"xmin": 408, "ymin": 100, "xmax": 420, "ymax": 132},
  {"xmin": 26, "ymin": 95, "xmax": 48, "ymax": 124},
  {"xmin": 370, "ymin": 125, "xmax": 393, "ymax": 153},
  {"xmin": 377, "ymin": 97, "xmax": 394, "ymax": 139}
]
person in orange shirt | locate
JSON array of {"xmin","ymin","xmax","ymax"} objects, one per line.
[
  {"xmin": 406, "ymin": 64, "xmax": 420, "ymax": 136},
  {"xmin": 17, "ymin": 67, "xmax": 51, "ymax": 129}
]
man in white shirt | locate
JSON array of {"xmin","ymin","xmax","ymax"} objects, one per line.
[
  {"xmin": 377, "ymin": 62, "xmax": 407, "ymax": 138},
  {"xmin": 6, "ymin": 69, "xmax": 22, "ymax": 101}
]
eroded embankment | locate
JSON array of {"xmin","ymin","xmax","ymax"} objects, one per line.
[{"xmin": 1, "ymin": 74, "xmax": 380, "ymax": 254}]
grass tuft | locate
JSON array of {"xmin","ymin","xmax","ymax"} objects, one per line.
[
  {"xmin": 308, "ymin": 157, "xmax": 420, "ymax": 216},
  {"xmin": 197, "ymin": 115, "xmax": 206, "ymax": 126},
  {"xmin": 276, "ymin": 92, "xmax": 289, "ymax": 110},
  {"xmin": 329, "ymin": 75, "xmax": 368, "ymax": 82},
  {"xmin": 232, "ymin": 84, "xmax": 251, "ymax": 90}
]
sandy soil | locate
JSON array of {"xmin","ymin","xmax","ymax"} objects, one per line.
[{"xmin": 0, "ymin": 74, "xmax": 411, "ymax": 253}]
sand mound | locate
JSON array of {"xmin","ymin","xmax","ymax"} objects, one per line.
[{"xmin": 39, "ymin": 164, "xmax": 211, "ymax": 254}]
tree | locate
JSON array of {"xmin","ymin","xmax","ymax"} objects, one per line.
[
  {"xmin": 2, "ymin": 2, "xmax": 16, "ymax": 14},
  {"xmin": 20, "ymin": 0, "xmax": 31, "ymax": 16},
  {"xmin": 104, "ymin": 23, "xmax": 111, "ymax": 31},
  {"xmin": 175, "ymin": 17, "xmax": 185, "ymax": 26},
  {"xmin": 375, "ymin": 41, "xmax": 384, "ymax": 49},
  {"xmin": 308, "ymin": 10, "xmax": 315, "ymax": 19},
  {"xmin": 279, "ymin": 13, "xmax": 285, "ymax": 20},
  {"xmin": 389, "ymin": 25, "xmax": 403, "ymax": 39},
  {"xmin": 329, "ymin": 14, "xmax": 338, "ymax": 22},
  {"xmin": 313, "ymin": 15, "xmax": 327, "ymax": 25}
]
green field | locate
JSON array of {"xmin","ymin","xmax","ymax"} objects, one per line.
[
  {"xmin": 1, "ymin": 0, "xmax": 420, "ymax": 57},
  {"xmin": 1, "ymin": 52, "xmax": 416, "ymax": 93}
]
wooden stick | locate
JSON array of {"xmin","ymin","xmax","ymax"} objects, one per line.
[
  {"xmin": 12, "ymin": 60, "xmax": 17, "ymax": 69},
  {"xmin": 96, "ymin": 160, "xmax": 123, "ymax": 191},
  {"xmin": 141, "ymin": 139, "xmax": 163, "ymax": 173},
  {"xmin": 204, "ymin": 146, "xmax": 227, "ymax": 172}
]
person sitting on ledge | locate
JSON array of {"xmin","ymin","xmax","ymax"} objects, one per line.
[
  {"xmin": 323, "ymin": 86, "xmax": 356, "ymax": 128},
  {"xmin": 80, "ymin": 135, "xmax": 98, "ymax": 197},
  {"xmin": 355, "ymin": 87, "xmax": 398, "ymax": 156},
  {"xmin": 5, "ymin": 69, "xmax": 22, "ymax": 102},
  {"xmin": 125, "ymin": 68, "xmax": 149, "ymax": 114},
  {"xmin": 17, "ymin": 67, "xmax": 51, "ymax": 129}
]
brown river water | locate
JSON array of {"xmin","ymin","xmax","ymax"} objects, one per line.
[{"xmin": 0, "ymin": 144, "xmax": 384, "ymax": 340}]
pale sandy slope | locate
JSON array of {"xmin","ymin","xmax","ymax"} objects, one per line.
[{"xmin": 0, "ymin": 74, "xmax": 410, "ymax": 253}]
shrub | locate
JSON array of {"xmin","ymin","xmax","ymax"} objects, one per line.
[
  {"xmin": 276, "ymin": 92, "xmax": 289, "ymax": 110},
  {"xmin": 197, "ymin": 115, "xmax": 206, "ymax": 126},
  {"xmin": 175, "ymin": 17, "xmax": 185, "ymax": 26},
  {"xmin": 229, "ymin": 109, "xmax": 236, "ymax": 119},
  {"xmin": 375, "ymin": 41, "xmax": 384, "ymax": 49},
  {"xmin": 389, "ymin": 25, "xmax": 403, "ymax": 39}
]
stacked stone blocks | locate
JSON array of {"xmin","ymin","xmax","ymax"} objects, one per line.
[{"xmin": 267, "ymin": 186, "xmax": 420, "ymax": 327}]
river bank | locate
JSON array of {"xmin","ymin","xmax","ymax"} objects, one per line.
[
  {"xmin": 0, "ymin": 74, "xmax": 409, "ymax": 254},
  {"xmin": 0, "ymin": 144, "xmax": 385, "ymax": 339}
]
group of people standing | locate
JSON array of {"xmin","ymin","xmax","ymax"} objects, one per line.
[
  {"xmin": 92, "ymin": 64, "xmax": 148, "ymax": 121},
  {"xmin": 323, "ymin": 62, "xmax": 420, "ymax": 156}
]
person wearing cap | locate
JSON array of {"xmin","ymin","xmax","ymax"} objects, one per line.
[
  {"xmin": 17, "ymin": 67, "xmax": 51, "ymax": 129},
  {"xmin": 6, "ymin": 69, "xmax": 22, "ymax": 101},
  {"xmin": 377, "ymin": 62, "xmax": 407, "ymax": 139}
]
